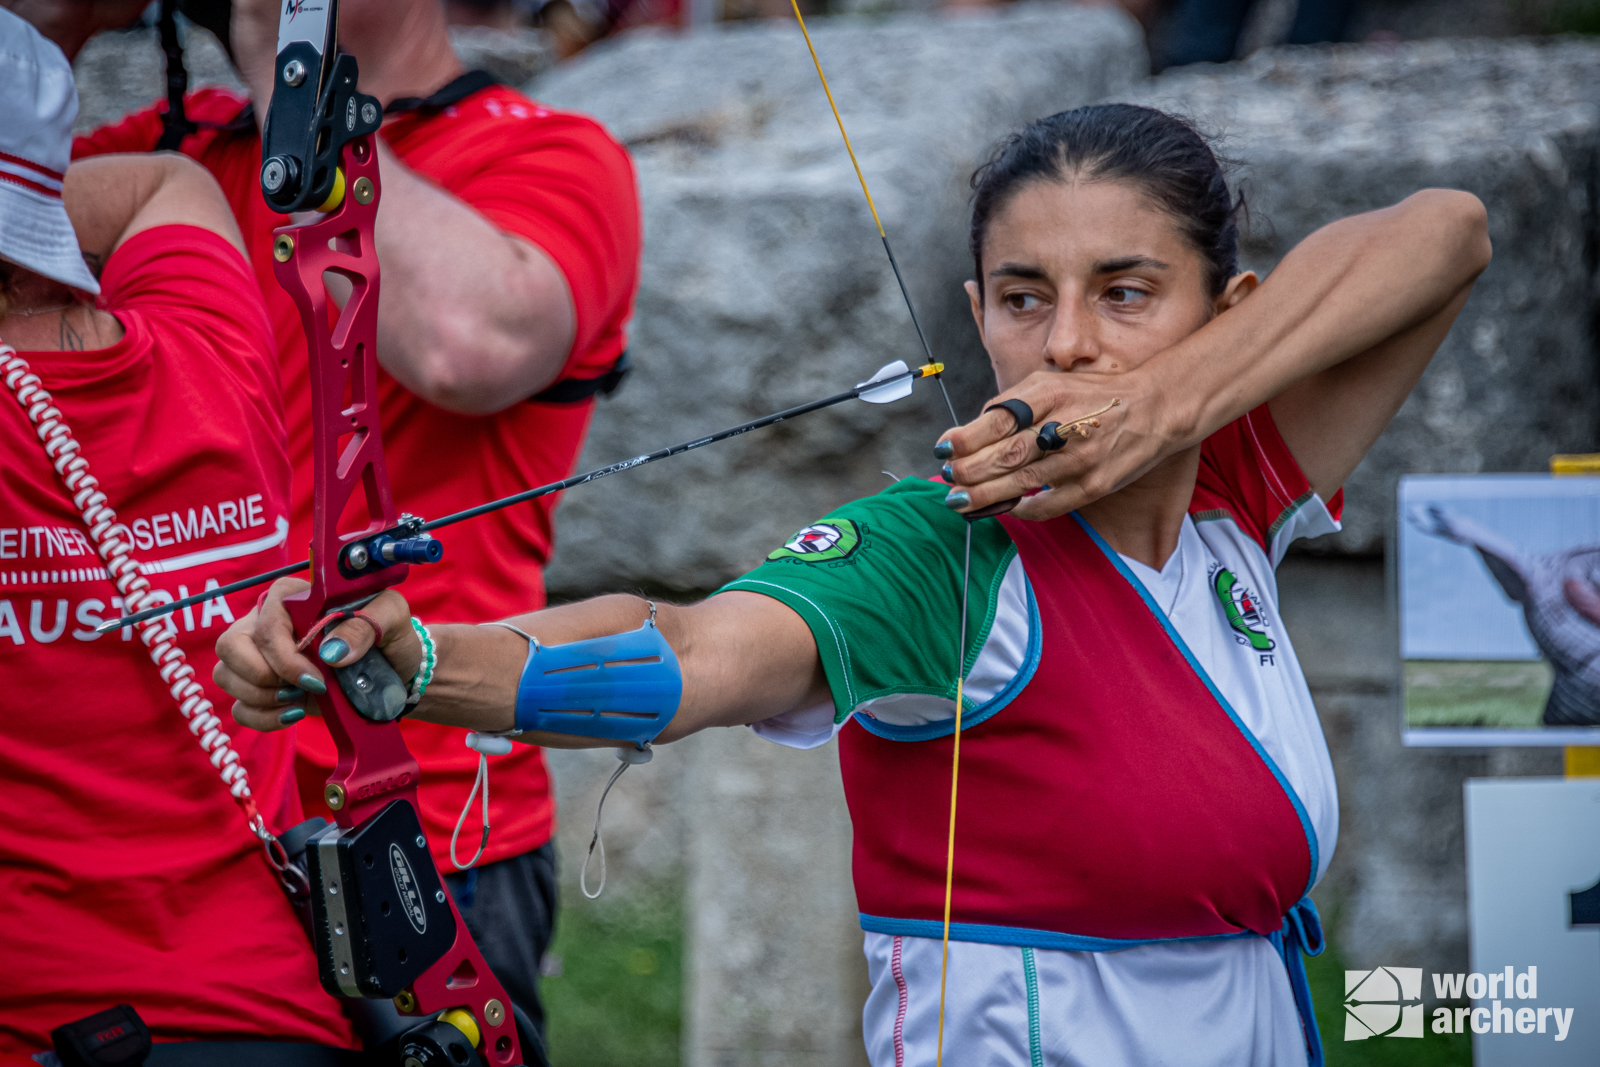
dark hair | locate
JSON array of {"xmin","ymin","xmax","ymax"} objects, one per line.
[{"xmin": 969, "ymin": 104, "xmax": 1245, "ymax": 298}]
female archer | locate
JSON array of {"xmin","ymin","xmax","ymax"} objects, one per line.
[{"xmin": 216, "ymin": 104, "xmax": 1489, "ymax": 1065}]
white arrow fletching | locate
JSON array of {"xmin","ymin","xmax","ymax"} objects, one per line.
[{"xmin": 857, "ymin": 360, "xmax": 913, "ymax": 405}]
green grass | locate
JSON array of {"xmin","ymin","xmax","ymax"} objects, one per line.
[
  {"xmin": 542, "ymin": 879, "xmax": 683, "ymax": 1066},
  {"xmin": 1308, "ymin": 945, "xmax": 1472, "ymax": 1066},
  {"xmin": 1544, "ymin": 1, "xmax": 1600, "ymax": 34},
  {"xmin": 1403, "ymin": 659, "xmax": 1552, "ymax": 729}
]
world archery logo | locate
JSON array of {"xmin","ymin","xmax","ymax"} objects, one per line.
[
  {"xmin": 1345, "ymin": 967, "xmax": 1424, "ymax": 1040},
  {"xmin": 1213, "ymin": 567, "xmax": 1275, "ymax": 653},
  {"xmin": 767, "ymin": 520, "xmax": 861, "ymax": 563}
]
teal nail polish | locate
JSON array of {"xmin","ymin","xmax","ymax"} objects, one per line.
[
  {"xmin": 274, "ymin": 686, "xmax": 306, "ymax": 704},
  {"xmin": 944, "ymin": 490, "xmax": 970, "ymax": 510},
  {"xmin": 933, "ymin": 440, "xmax": 955, "ymax": 460},
  {"xmin": 319, "ymin": 637, "xmax": 349, "ymax": 664},
  {"xmin": 278, "ymin": 707, "xmax": 307, "ymax": 726},
  {"xmin": 298, "ymin": 672, "xmax": 328, "ymax": 695},
  {"xmin": 941, "ymin": 462, "xmax": 954, "ymax": 481}
]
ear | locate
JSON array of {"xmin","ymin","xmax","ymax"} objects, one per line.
[
  {"xmin": 965, "ymin": 278, "xmax": 984, "ymax": 338},
  {"xmin": 1214, "ymin": 270, "xmax": 1258, "ymax": 315}
]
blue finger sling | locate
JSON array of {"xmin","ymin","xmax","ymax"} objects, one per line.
[{"xmin": 513, "ymin": 620, "xmax": 682, "ymax": 746}]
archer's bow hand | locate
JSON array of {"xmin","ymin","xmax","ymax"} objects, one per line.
[
  {"xmin": 213, "ymin": 578, "xmax": 420, "ymax": 733},
  {"xmin": 934, "ymin": 367, "xmax": 1174, "ymax": 522}
]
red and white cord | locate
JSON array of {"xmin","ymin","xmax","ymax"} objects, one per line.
[{"xmin": 1, "ymin": 342, "xmax": 289, "ymax": 868}]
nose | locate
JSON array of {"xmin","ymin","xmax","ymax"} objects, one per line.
[{"xmin": 1043, "ymin": 298, "xmax": 1100, "ymax": 371}]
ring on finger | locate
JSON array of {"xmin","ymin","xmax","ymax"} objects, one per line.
[
  {"xmin": 1037, "ymin": 422, "xmax": 1069, "ymax": 453},
  {"xmin": 984, "ymin": 398, "xmax": 1035, "ymax": 435}
]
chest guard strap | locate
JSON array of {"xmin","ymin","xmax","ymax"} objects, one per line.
[{"xmin": 513, "ymin": 620, "xmax": 682, "ymax": 745}]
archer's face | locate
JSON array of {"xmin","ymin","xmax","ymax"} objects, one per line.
[{"xmin": 965, "ymin": 177, "xmax": 1251, "ymax": 394}]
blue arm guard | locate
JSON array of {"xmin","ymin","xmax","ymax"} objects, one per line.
[{"xmin": 513, "ymin": 620, "xmax": 682, "ymax": 746}]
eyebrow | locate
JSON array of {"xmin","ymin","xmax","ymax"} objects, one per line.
[
  {"xmin": 988, "ymin": 262, "xmax": 1049, "ymax": 280},
  {"xmin": 988, "ymin": 255, "xmax": 1171, "ymax": 279},
  {"xmin": 1090, "ymin": 255, "xmax": 1169, "ymax": 275}
]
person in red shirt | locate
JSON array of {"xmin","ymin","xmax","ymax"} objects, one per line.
[
  {"xmin": 0, "ymin": 10, "xmax": 354, "ymax": 1058},
  {"xmin": 69, "ymin": 1, "xmax": 643, "ymax": 1054}
]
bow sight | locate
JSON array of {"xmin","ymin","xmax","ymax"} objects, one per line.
[{"xmin": 256, "ymin": 2, "xmax": 522, "ymax": 1063}]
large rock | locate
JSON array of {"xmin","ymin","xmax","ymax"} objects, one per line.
[
  {"xmin": 535, "ymin": 4, "xmax": 1146, "ymax": 597},
  {"xmin": 73, "ymin": 19, "xmax": 242, "ymax": 134},
  {"xmin": 1129, "ymin": 38, "xmax": 1600, "ymax": 553}
]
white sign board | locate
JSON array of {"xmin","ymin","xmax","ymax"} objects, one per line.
[{"xmin": 1466, "ymin": 778, "xmax": 1600, "ymax": 1065}]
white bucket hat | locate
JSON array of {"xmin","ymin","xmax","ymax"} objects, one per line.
[{"xmin": 0, "ymin": 8, "xmax": 100, "ymax": 295}]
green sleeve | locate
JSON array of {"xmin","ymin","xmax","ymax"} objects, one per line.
[{"xmin": 717, "ymin": 478, "xmax": 1017, "ymax": 723}]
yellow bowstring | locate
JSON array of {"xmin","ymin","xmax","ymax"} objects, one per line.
[
  {"xmin": 788, "ymin": 1, "xmax": 887, "ymax": 239},
  {"xmin": 936, "ymin": 673, "xmax": 964, "ymax": 1066},
  {"xmin": 787, "ymin": 8, "xmax": 967, "ymax": 1058}
]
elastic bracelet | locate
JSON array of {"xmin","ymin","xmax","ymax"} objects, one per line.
[{"xmin": 406, "ymin": 616, "xmax": 437, "ymax": 706}]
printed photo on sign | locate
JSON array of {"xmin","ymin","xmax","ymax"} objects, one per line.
[{"xmin": 1396, "ymin": 473, "xmax": 1600, "ymax": 745}]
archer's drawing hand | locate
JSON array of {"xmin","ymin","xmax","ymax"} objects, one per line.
[
  {"xmin": 213, "ymin": 578, "xmax": 420, "ymax": 732},
  {"xmin": 936, "ymin": 367, "xmax": 1175, "ymax": 521}
]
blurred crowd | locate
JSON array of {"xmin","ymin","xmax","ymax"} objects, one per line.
[{"xmin": 443, "ymin": 0, "xmax": 1355, "ymax": 68}]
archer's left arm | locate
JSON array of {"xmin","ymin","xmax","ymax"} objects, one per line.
[{"xmin": 214, "ymin": 582, "xmax": 829, "ymax": 744}]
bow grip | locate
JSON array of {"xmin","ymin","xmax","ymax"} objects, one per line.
[{"xmin": 336, "ymin": 646, "xmax": 409, "ymax": 722}]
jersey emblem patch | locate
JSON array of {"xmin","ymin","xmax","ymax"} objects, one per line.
[
  {"xmin": 1213, "ymin": 567, "xmax": 1276, "ymax": 653},
  {"xmin": 767, "ymin": 521, "xmax": 861, "ymax": 563}
]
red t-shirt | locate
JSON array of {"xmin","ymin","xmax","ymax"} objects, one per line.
[
  {"xmin": 76, "ymin": 85, "xmax": 642, "ymax": 865},
  {"xmin": 0, "ymin": 226, "xmax": 353, "ymax": 1057}
]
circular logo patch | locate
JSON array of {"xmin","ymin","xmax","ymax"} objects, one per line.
[{"xmin": 766, "ymin": 520, "xmax": 861, "ymax": 563}]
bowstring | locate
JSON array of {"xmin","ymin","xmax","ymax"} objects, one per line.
[
  {"xmin": 788, "ymin": 0, "xmax": 959, "ymax": 431},
  {"xmin": 787, "ymin": 5, "xmax": 966, "ymax": 1058}
]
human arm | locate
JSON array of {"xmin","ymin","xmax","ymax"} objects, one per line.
[
  {"xmin": 228, "ymin": 0, "xmax": 584, "ymax": 415},
  {"xmin": 213, "ymin": 581, "xmax": 829, "ymax": 745},
  {"xmin": 63, "ymin": 153, "xmax": 246, "ymax": 266},
  {"xmin": 941, "ymin": 189, "xmax": 1491, "ymax": 518},
  {"xmin": 354, "ymin": 140, "xmax": 578, "ymax": 415}
]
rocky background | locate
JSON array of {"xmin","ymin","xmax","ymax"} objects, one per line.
[{"xmin": 72, "ymin": 5, "xmax": 1589, "ymax": 1063}]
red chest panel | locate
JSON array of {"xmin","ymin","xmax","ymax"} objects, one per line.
[{"xmin": 839, "ymin": 514, "xmax": 1312, "ymax": 947}]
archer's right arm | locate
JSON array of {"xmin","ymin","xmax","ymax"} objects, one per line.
[{"xmin": 213, "ymin": 581, "xmax": 829, "ymax": 745}]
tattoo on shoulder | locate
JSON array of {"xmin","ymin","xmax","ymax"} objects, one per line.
[{"xmin": 59, "ymin": 313, "xmax": 84, "ymax": 351}]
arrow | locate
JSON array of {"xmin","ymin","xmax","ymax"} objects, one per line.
[{"xmin": 96, "ymin": 359, "xmax": 944, "ymax": 633}]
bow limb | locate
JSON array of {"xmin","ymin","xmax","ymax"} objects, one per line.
[{"xmin": 260, "ymin": 2, "xmax": 522, "ymax": 1058}]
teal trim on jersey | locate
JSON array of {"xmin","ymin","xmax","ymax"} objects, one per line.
[
  {"xmin": 718, "ymin": 478, "xmax": 1018, "ymax": 725},
  {"xmin": 859, "ymin": 913, "xmax": 1259, "ymax": 952},
  {"xmin": 1266, "ymin": 489, "xmax": 1318, "ymax": 542},
  {"xmin": 1071, "ymin": 513, "xmax": 1320, "ymax": 899},
  {"xmin": 1022, "ymin": 947, "xmax": 1043, "ymax": 1067},
  {"xmin": 850, "ymin": 572, "xmax": 1041, "ymax": 742}
]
